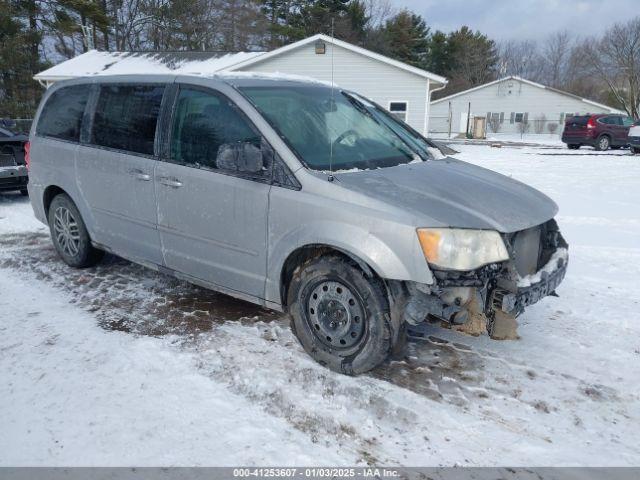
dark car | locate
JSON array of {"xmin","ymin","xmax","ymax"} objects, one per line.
[
  {"xmin": 562, "ymin": 114, "xmax": 634, "ymax": 151},
  {"xmin": 0, "ymin": 127, "xmax": 29, "ymax": 196}
]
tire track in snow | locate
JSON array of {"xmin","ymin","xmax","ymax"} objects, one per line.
[{"xmin": 1, "ymin": 232, "xmax": 638, "ymax": 465}]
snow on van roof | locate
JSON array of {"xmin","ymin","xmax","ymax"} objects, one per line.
[
  {"xmin": 214, "ymin": 71, "xmax": 337, "ymax": 88},
  {"xmin": 34, "ymin": 50, "xmax": 265, "ymax": 81}
]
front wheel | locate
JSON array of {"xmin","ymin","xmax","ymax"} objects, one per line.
[
  {"xmin": 595, "ymin": 135, "xmax": 610, "ymax": 151},
  {"xmin": 567, "ymin": 144, "xmax": 580, "ymax": 150},
  {"xmin": 48, "ymin": 193, "xmax": 103, "ymax": 268},
  {"xmin": 287, "ymin": 255, "xmax": 393, "ymax": 375}
]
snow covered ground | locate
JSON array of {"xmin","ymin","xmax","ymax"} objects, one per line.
[{"xmin": 1, "ymin": 143, "xmax": 639, "ymax": 466}]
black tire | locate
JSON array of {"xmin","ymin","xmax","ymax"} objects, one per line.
[
  {"xmin": 595, "ymin": 135, "xmax": 610, "ymax": 151},
  {"xmin": 632, "ymin": 147, "xmax": 640, "ymax": 155},
  {"xmin": 287, "ymin": 255, "xmax": 392, "ymax": 375},
  {"xmin": 19, "ymin": 188, "xmax": 28, "ymax": 196},
  {"xmin": 48, "ymin": 193, "xmax": 103, "ymax": 268},
  {"xmin": 567, "ymin": 144, "xmax": 580, "ymax": 150}
]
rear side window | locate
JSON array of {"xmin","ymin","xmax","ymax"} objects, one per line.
[
  {"xmin": 92, "ymin": 84, "xmax": 165, "ymax": 156},
  {"xmin": 567, "ymin": 115, "xmax": 589, "ymax": 125},
  {"xmin": 599, "ymin": 116, "xmax": 616, "ymax": 125},
  {"xmin": 37, "ymin": 85, "xmax": 90, "ymax": 142}
]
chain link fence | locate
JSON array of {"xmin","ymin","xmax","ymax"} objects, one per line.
[{"xmin": 428, "ymin": 111, "xmax": 567, "ymax": 141}]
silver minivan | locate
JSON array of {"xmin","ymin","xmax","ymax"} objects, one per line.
[{"xmin": 28, "ymin": 74, "xmax": 568, "ymax": 374}]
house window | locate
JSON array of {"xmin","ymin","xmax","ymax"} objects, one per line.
[
  {"xmin": 389, "ymin": 102, "xmax": 408, "ymax": 122},
  {"xmin": 510, "ymin": 112, "xmax": 529, "ymax": 124}
]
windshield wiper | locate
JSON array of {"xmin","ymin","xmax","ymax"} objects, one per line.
[
  {"xmin": 342, "ymin": 92, "xmax": 381, "ymax": 125},
  {"xmin": 343, "ymin": 91, "xmax": 429, "ymax": 162}
]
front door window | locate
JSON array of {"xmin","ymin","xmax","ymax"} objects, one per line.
[{"xmin": 170, "ymin": 87, "xmax": 267, "ymax": 178}]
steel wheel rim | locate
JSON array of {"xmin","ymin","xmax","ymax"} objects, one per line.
[
  {"xmin": 53, "ymin": 206, "xmax": 80, "ymax": 257},
  {"xmin": 306, "ymin": 280, "xmax": 365, "ymax": 349}
]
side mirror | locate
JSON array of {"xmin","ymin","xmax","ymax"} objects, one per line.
[{"xmin": 217, "ymin": 142, "xmax": 264, "ymax": 174}]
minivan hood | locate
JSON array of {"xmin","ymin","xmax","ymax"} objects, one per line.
[{"xmin": 334, "ymin": 158, "xmax": 558, "ymax": 233}]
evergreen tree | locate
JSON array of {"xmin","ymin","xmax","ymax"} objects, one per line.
[
  {"xmin": 0, "ymin": 0, "xmax": 45, "ymax": 118},
  {"xmin": 445, "ymin": 26, "xmax": 498, "ymax": 89},
  {"xmin": 425, "ymin": 30, "xmax": 448, "ymax": 76},
  {"xmin": 292, "ymin": 0, "xmax": 350, "ymax": 39},
  {"xmin": 345, "ymin": 0, "xmax": 368, "ymax": 44},
  {"xmin": 260, "ymin": 0, "xmax": 302, "ymax": 48},
  {"xmin": 379, "ymin": 10, "xmax": 430, "ymax": 68}
]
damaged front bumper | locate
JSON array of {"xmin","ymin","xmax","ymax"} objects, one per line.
[
  {"xmin": 491, "ymin": 248, "xmax": 568, "ymax": 316},
  {"xmin": 399, "ymin": 219, "xmax": 568, "ymax": 337}
]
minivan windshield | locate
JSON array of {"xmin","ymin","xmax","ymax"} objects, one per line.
[
  {"xmin": 346, "ymin": 92, "xmax": 438, "ymax": 160},
  {"xmin": 239, "ymin": 85, "xmax": 419, "ymax": 171}
]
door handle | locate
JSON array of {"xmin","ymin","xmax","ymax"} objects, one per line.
[
  {"xmin": 158, "ymin": 176, "xmax": 183, "ymax": 188},
  {"xmin": 129, "ymin": 169, "xmax": 151, "ymax": 181}
]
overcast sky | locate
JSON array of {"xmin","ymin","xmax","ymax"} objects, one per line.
[{"xmin": 391, "ymin": 0, "xmax": 635, "ymax": 41}]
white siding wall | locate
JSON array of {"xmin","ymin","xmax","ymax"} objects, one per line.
[
  {"xmin": 237, "ymin": 43, "xmax": 430, "ymax": 133},
  {"xmin": 429, "ymin": 78, "xmax": 618, "ymax": 135}
]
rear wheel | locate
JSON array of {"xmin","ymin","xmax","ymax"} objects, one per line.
[
  {"xmin": 48, "ymin": 193, "xmax": 103, "ymax": 268},
  {"xmin": 595, "ymin": 135, "xmax": 610, "ymax": 151},
  {"xmin": 287, "ymin": 255, "xmax": 393, "ymax": 375},
  {"xmin": 632, "ymin": 147, "xmax": 640, "ymax": 155},
  {"xmin": 567, "ymin": 144, "xmax": 580, "ymax": 150}
]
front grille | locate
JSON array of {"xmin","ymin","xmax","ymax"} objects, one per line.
[{"xmin": 0, "ymin": 153, "xmax": 16, "ymax": 167}]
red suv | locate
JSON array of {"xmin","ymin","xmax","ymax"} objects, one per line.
[{"xmin": 562, "ymin": 114, "xmax": 634, "ymax": 151}]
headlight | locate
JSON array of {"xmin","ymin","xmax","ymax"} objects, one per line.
[{"xmin": 417, "ymin": 228, "xmax": 509, "ymax": 271}]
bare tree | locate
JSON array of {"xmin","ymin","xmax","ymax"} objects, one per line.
[
  {"xmin": 498, "ymin": 39, "xmax": 544, "ymax": 80},
  {"xmin": 113, "ymin": 0, "xmax": 150, "ymax": 51},
  {"xmin": 533, "ymin": 114, "xmax": 546, "ymax": 134},
  {"xmin": 517, "ymin": 118, "xmax": 530, "ymax": 136},
  {"xmin": 364, "ymin": 0, "xmax": 395, "ymax": 28},
  {"xmin": 487, "ymin": 114, "xmax": 501, "ymax": 133},
  {"xmin": 219, "ymin": 0, "xmax": 264, "ymax": 51},
  {"xmin": 562, "ymin": 43, "xmax": 604, "ymax": 100},
  {"xmin": 582, "ymin": 17, "xmax": 640, "ymax": 119},
  {"xmin": 547, "ymin": 122, "xmax": 559, "ymax": 134},
  {"xmin": 498, "ymin": 29, "xmax": 610, "ymax": 105},
  {"xmin": 543, "ymin": 30, "xmax": 572, "ymax": 88}
]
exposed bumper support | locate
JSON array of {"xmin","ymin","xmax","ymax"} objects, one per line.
[
  {"xmin": 401, "ymin": 231, "xmax": 568, "ymax": 339},
  {"xmin": 403, "ymin": 283, "xmax": 467, "ymax": 326}
]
